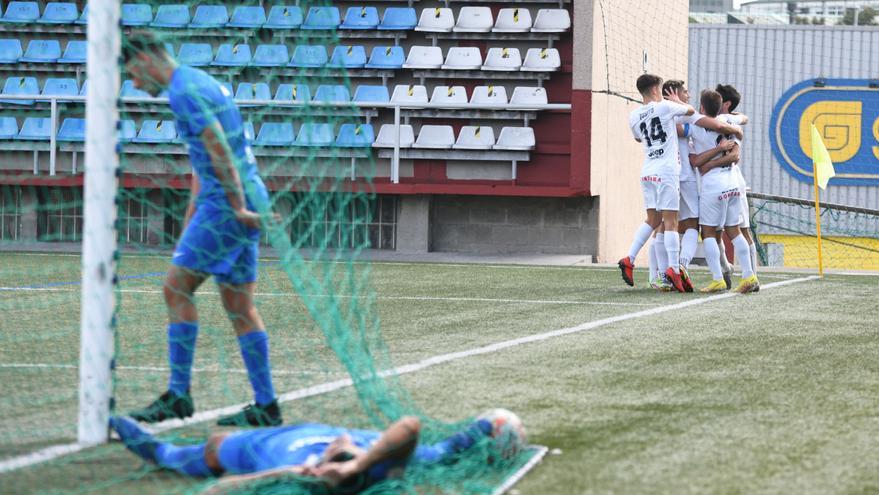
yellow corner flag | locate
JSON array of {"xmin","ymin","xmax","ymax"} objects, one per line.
[{"xmin": 810, "ymin": 124, "xmax": 836, "ymax": 190}]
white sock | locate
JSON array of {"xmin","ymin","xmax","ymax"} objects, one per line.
[
  {"xmin": 717, "ymin": 239, "xmax": 732, "ymax": 273},
  {"xmin": 703, "ymin": 237, "xmax": 723, "ymax": 280},
  {"xmin": 733, "ymin": 235, "xmax": 753, "ymax": 278},
  {"xmin": 648, "ymin": 240, "xmax": 658, "ymax": 282},
  {"xmin": 749, "ymin": 242, "xmax": 758, "ymax": 274},
  {"xmin": 654, "ymin": 233, "xmax": 668, "ymax": 273},
  {"xmin": 627, "ymin": 223, "xmax": 654, "ymax": 262},
  {"xmin": 680, "ymin": 229, "xmax": 698, "ymax": 268},
  {"xmin": 664, "ymin": 231, "xmax": 680, "ymax": 274}
]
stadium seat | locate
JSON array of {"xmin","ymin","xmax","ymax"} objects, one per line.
[
  {"xmin": 531, "ymin": 9, "xmax": 571, "ymax": 32},
  {"xmin": 20, "ymin": 40, "xmax": 61, "ymax": 63},
  {"xmin": 58, "ymin": 40, "xmax": 87, "ymax": 64},
  {"xmin": 471, "ymin": 85, "xmax": 508, "ymax": 106},
  {"xmin": 0, "ymin": 39, "xmax": 22, "ymax": 63},
  {"xmin": 42, "ymin": 78, "xmax": 79, "ymax": 98},
  {"xmin": 453, "ymin": 7, "xmax": 493, "ymax": 33},
  {"xmin": 290, "ymin": 45, "xmax": 327, "ymax": 68},
  {"xmin": 164, "ymin": 42, "xmax": 176, "ymax": 58},
  {"xmin": 441, "ymin": 47, "xmax": 482, "ymax": 70},
  {"xmin": 335, "ymin": 123, "xmax": 374, "ymax": 148},
  {"xmin": 340, "ymin": 6, "xmax": 378, "ymax": 30},
  {"xmin": 415, "ymin": 7, "xmax": 453, "ymax": 32},
  {"xmin": 365, "ymin": 46, "xmax": 404, "ymax": 69},
  {"xmin": 220, "ymin": 81, "xmax": 232, "ymax": 95},
  {"xmin": 177, "ymin": 43, "xmax": 212, "ymax": 67},
  {"xmin": 453, "ymin": 125, "xmax": 495, "ymax": 150},
  {"xmin": 243, "ymin": 121, "xmax": 255, "ymax": 141},
  {"xmin": 314, "ymin": 85, "xmax": 351, "ymax": 102},
  {"xmin": 227, "ymin": 6, "xmax": 266, "ymax": 28},
  {"xmin": 150, "ymin": 4, "xmax": 190, "ymax": 28},
  {"xmin": 482, "ymin": 47, "xmax": 522, "ymax": 71},
  {"xmin": 252, "ymin": 44, "xmax": 290, "ymax": 67},
  {"xmin": 234, "ymin": 82, "xmax": 271, "ymax": 102},
  {"xmin": 79, "ymin": 79, "xmax": 87, "ymax": 95},
  {"xmin": 274, "ymin": 84, "xmax": 310, "ymax": 103},
  {"xmin": 58, "ymin": 118, "xmax": 85, "ymax": 142},
  {"xmin": 189, "ymin": 5, "xmax": 228, "ymax": 28},
  {"xmin": 510, "ymin": 86, "xmax": 548, "ymax": 108},
  {"xmin": 521, "ymin": 48, "xmax": 561, "ymax": 72},
  {"xmin": 121, "ymin": 80, "xmax": 150, "ymax": 99},
  {"xmin": 0, "ymin": 117, "xmax": 18, "ymax": 139},
  {"xmin": 1, "ymin": 76, "xmax": 38, "ymax": 105},
  {"xmin": 255, "ymin": 122, "xmax": 294, "ymax": 146},
  {"xmin": 390, "ymin": 84, "xmax": 428, "ymax": 106},
  {"xmin": 353, "ymin": 85, "xmax": 389, "ymax": 103},
  {"xmin": 493, "ymin": 8, "xmax": 532, "ymax": 32},
  {"xmin": 402, "ymin": 46, "xmax": 442, "ymax": 69},
  {"xmin": 38, "ymin": 3, "xmax": 79, "ymax": 24},
  {"xmin": 430, "ymin": 86, "xmax": 468, "ymax": 106},
  {"xmin": 494, "ymin": 127, "xmax": 535, "ymax": 150},
  {"xmin": 378, "ymin": 7, "xmax": 417, "ymax": 30},
  {"xmin": 134, "ymin": 120, "xmax": 177, "ymax": 143},
  {"xmin": 264, "ymin": 6, "xmax": 302, "ymax": 29},
  {"xmin": 1, "ymin": 2, "xmax": 39, "ymax": 24},
  {"xmin": 373, "ymin": 124, "xmax": 414, "ymax": 148},
  {"xmin": 295, "ymin": 123, "xmax": 334, "ymax": 147},
  {"xmin": 212, "ymin": 43, "xmax": 252, "ymax": 66},
  {"xmin": 75, "ymin": 4, "xmax": 88, "ymax": 24},
  {"xmin": 330, "ymin": 45, "xmax": 367, "ymax": 68},
  {"xmin": 302, "ymin": 6, "xmax": 340, "ymax": 30},
  {"xmin": 16, "ymin": 117, "xmax": 51, "ymax": 140},
  {"xmin": 119, "ymin": 120, "xmax": 137, "ymax": 143},
  {"xmin": 413, "ymin": 125, "xmax": 454, "ymax": 149},
  {"xmin": 121, "ymin": 4, "xmax": 153, "ymax": 26}
]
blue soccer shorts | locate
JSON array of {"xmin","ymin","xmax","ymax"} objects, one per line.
[{"xmin": 172, "ymin": 205, "xmax": 259, "ymax": 285}]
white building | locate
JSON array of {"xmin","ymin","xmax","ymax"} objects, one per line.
[{"xmin": 741, "ymin": 0, "xmax": 879, "ymax": 20}]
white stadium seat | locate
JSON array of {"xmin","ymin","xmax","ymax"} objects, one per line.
[
  {"xmin": 470, "ymin": 85, "xmax": 508, "ymax": 106},
  {"xmin": 430, "ymin": 86, "xmax": 468, "ymax": 106},
  {"xmin": 441, "ymin": 47, "xmax": 483, "ymax": 70},
  {"xmin": 390, "ymin": 84, "xmax": 429, "ymax": 107},
  {"xmin": 494, "ymin": 127, "xmax": 535, "ymax": 150},
  {"xmin": 453, "ymin": 7, "xmax": 492, "ymax": 33},
  {"xmin": 454, "ymin": 126, "xmax": 496, "ymax": 150},
  {"xmin": 510, "ymin": 86, "xmax": 548, "ymax": 108},
  {"xmin": 521, "ymin": 48, "xmax": 561, "ymax": 72},
  {"xmin": 531, "ymin": 9, "xmax": 571, "ymax": 32},
  {"xmin": 403, "ymin": 45, "xmax": 443, "ymax": 69},
  {"xmin": 482, "ymin": 47, "xmax": 522, "ymax": 71},
  {"xmin": 374, "ymin": 124, "xmax": 415, "ymax": 148},
  {"xmin": 415, "ymin": 7, "xmax": 454, "ymax": 32},
  {"xmin": 493, "ymin": 8, "xmax": 532, "ymax": 32},
  {"xmin": 414, "ymin": 125, "xmax": 455, "ymax": 149}
]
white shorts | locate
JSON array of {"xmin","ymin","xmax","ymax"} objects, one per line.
[
  {"xmin": 641, "ymin": 175, "xmax": 679, "ymax": 212},
  {"xmin": 679, "ymin": 181, "xmax": 699, "ymax": 220},
  {"xmin": 699, "ymin": 188, "xmax": 743, "ymax": 228},
  {"xmin": 738, "ymin": 188, "xmax": 750, "ymax": 229}
]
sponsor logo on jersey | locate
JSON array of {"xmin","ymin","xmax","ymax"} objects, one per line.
[
  {"xmin": 717, "ymin": 188, "xmax": 741, "ymax": 201},
  {"xmin": 648, "ymin": 148, "xmax": 665, "ymax": 159},
  {"xmin": 642, "ymin": 175, "xmax": 662, "ymax": 183}
]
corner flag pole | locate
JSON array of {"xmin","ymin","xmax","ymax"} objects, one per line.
[
  {"xmin": 809, "ymin": 124, "xmax": 835, "ymax": 279},
  {"xmin": 812, "ymin": 165, "xmax": 824, "ymax": 278}
]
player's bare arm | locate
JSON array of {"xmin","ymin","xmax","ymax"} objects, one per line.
[
  {"xmin": 694, "ymin": 117, "xmax": 743, "ymax": 140},
  {"xmin": 698, "ymin": 143, "xmax": 740, "ymax": 175},
  {"xmin": 688, "ymin": 140, "xmax": 736, "ymax": 168},
  {"xmin": 201, "ymin": 122, "xmax": 261, "ymax": 230}
]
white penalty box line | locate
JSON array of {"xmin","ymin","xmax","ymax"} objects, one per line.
[{"xmin": 0, "ymin": 275, "xmax": 819, "ymax": 474}]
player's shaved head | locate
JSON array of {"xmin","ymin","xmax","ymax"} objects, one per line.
[
  {"xmin": 700, "ymin": 90, "xmax": 723, "ymax": 117},
  {"xmin": 715, "ymin": 84, "xmax": 741, "ymax": 112},
  {"xmin": 122, "ymin": 30, "xmax": 171, "ymax": 65},
  {"xmin": 636, "ymin": 74, "xmax": 663, "ymax": 96}
]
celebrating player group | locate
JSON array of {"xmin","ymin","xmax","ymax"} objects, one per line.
[{"xmin": 619, "ymin": 74, "xmax": 760, "ymax": 294}]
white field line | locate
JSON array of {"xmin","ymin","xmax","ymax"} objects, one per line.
[
  {"xmin": 0, "ymin": 363, "xmax": 326, "ymax": 376},
  {"xmin": 492, "ymin": 445, "xmax": 549, "ymax": 495},
  {"xmin": 0, "ymin": 275, "xmax": 819, "ymax": 474}
]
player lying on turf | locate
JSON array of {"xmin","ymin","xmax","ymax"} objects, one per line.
[{"xmin": 111, "ymin": 409, "xmax": 526, "ymax": 494}]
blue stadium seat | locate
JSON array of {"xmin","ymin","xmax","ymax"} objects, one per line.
[
  {"xmin": 38, "ymin": 3, "xmax": 79, "ymax": 24},
  {"xmin": 378, "ymin": 7, "xmax": 417, "ymax": 30},
  {"xmin": 42, "ymin": 78, "xmax": 79, "ymax": 98},
  {"xmin": 1, "ymin": 76, "xmax": 38, "ymax": 105},
  {"xmin": 16, "ymin": 117, "xmax": 51, "ymax": 140},
  {"xmin": 340, "ymin": 6, "xmax": 379, "ymax": 29},
  {"xmin": 302, "ymin": 6, "xmax": 340, "ymax": 30},
  {"xmin": 134, "ymin": 120, "xmax": 177, "ymax": 143},
  {"xmin": 79, "ymin": 79, "xmax": 87, "ymax": 95},
  {"xmin": 58, "ymin": 118, "xmax": 85, "ymax": 142},
  {"xmin": 365, "ymin": 46, "xmax": 404, "ymax": 69},
  {"xmin": 58, "ymin": 41, "xmax": 87, "ymax": 64},
  {"xmin": 296, "ymin": 123, "xmax": 334, "ymax": 147},
  {"xmin": 243, "ymin": 121, "xmax": 255, "ymax": 142},
  {"xmin": 20, "ymin": 40, "xmax": 61, "ymax": 63},
  {"xmin": 273, "ymin": 84, "xmax": 310, "ymax": 103},
  {"xmin": 252, "ymin": 44, "xmax": 289, "ymax": 67},
  {"xmin": 0, "ymin": 117, "xmax": 18, "ymax": 139},
  {"xmin": 264, "ymin": 6, "xmax": 302, "ymax": 29},
  {"xmin": 0, "ymin": 39, "xmax": 22, "ymax": 64},
  {"xmin": 220, "ymin": 81, "xmax": 233, "ymax": 95},
  {"xmin": 177, "ymin": 43, "xmax": 212, "ymax": 67},
  {"xmin": 228, "ymin": 6, "xmax": 266, "ymax": 28},
  {"xmin": 255, "ymin": 122, "xmax": 294, "ymax": 146},
  {"xmin": 314, "ymin": 85, "xmax": 350, "ymax": 102},
  {"xmin": 353, "ymin": 85, "xmax": 390, "ymax": 103},
  {"xmin": 289, "ymin": 45, "xmax": 327, "ymax": 68},
  {"xmin": 189, "ymin": 5, "xmax": 228, "ymax": 28},
  {"xmin": 121, "ymin": 4, "xmax": 153, "ymax": 26},
  {"xmin": 234, "ymin": 82, "xmax": 271, "ymax": 102},
  {"xmin": 164, "ymin": 43, "xmax": 176, "ymax": 58},
  {"xmin": 330, "ymin": 45, "xmax": 367, "ymax": 68},
  {"xmin": 150, "ymin": 4, "xmax": 189, "ymax": 28},
  {"xmin": 336, "ymin": 123, "xmax": 374, "ymax": 148},
  {"xmin": 75, "ymin": 4, "xmax": 88, "ymax": 24},
  {"xmin": 212, "ymin": 44, "xmax": 251, "ymax": 66},
  {"xmin": 1, "ymin": 2, "xmax": 39, "ymax": 24},
  {"xmin": 121, "ymin": 80, "xmax": 150, "ymax": 99},
  {"xmin": 119, "ymin": 120, "xmax": 137, "ymax": 143}
]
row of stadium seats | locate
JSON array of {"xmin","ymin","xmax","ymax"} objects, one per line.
[
  {"xmin": 415, "ymin": 7, "xmax": 570, "ymax": 33},
  {"xmin": 0, "ymin": 39, "xmax": 85, "ymax": 64},
  {"xmin": 373, "ymin": 124, "xmax": 534, "ymax": 151}
]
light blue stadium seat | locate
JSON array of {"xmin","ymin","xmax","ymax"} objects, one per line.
[
  {"xmin": 16, "ymin": 117, "xmax": 51, "ymax": 140},
  {"xmin": 1, "ymin": 76, "xmax": 38, "ymax": 105},
  {"xmin": 58, "ymin": 118, "xmax": 85, "ymax": 142},
  {"xmin": 134, "ymin": 120, "xmax": 177, "ymax": 143},
  {"xmin": 189, "ymin": 5, "xmax": 228, "ymax": 28},
  {"xmin": 119, "ymin": 119, "xmax": 137, "ymax": 143},
  {"xmin": 264, "ymin": 6, "xmax": 302, "ymax": 29},
  {"xmin": 243, "ymin": 121, "xmax": 255, "ymax": 141},
  {"xmin": 290, "ymin": 45, "xmax": 327, "ymax": 68},
  {"xmin": 228, "ymin": 6, "xmax": 266, "ymax": 28},
  {"xmin": 150, "ymin": 4, "xmax": 189, "ymax": 28},
  {"xmin": 75, "ymin": 4, "xmax": 88, "ymax": 24},
  {"xmin": 253, "ymin": 44, "xmax": 289, "ymax": 67},
  {"xmin": 353, "ymin": 85, "xmax": 390, "ymax": 103},
  {"xmin": 177, "ymin": 43, "xmax": 212, "ymax": 66},
  {"xmin": 1, "ymin": 2, "xmax": 39, "ymax": 24},
  {"xmin": 121, "ymin": 80, "xmax": 150, "ymax": 99},
  {"xmin": 38, "ymin": 3, "xmax": 79, "ymax": 24},
  {"xmin": 121, "ymin": 4, "xmax": 153, "ymax": 26},
  {"xmin": 330, "ymin": 45, "xmax": 367, "ymax": 68},
  {"xmin": 0, "ymin": 117, "xmax": 18, "ymax": 139},
  {"xmin": 302, "ymin": 6, "xmax": 340, "ymax": 30},
  {"xmin": 58, "ymin": 40, "xmax": 87, "ymax": 64},
  {"xmin": 336, "ymin": 123, "xmax": 374, "ymax": 148},
  {"xmin": 42, "ymin": 78, "xmax": 79, "ymax": 98},
  {"xmin": 296, "ymin": 123, "xmax": 334, "ymax": 147},
  {"xmin": 164, "ymin": 42, "xmax": 176, "ymax": 58},
  {"xmin": 79, "ymin": 79, "xmax": 87, "ymax": 95},
  {"xmin": 378, "ymin": 7, "xmax": 417, "ymax": 30},
  {"xmin": 0, "ymin": 39, "xmax": 22, "ymax": 64},
  {"xmin": 235, "ymin": 82, "xmax": 271, "ymax": 102},
  {"xmin": 255, "ymin": 122, "xmax": 294, "ymax": 146},
  {"xmin": 365, "ymin": 46, "xmax": 404, "ymax": 69},
  {"xmin": 20, "ymin": 39, "xmax": 61, "ymax": 63},
  {"xmin": 213, "ymin": 43, "xmax": 251, "ymax": 66},
  {"xmin": 220, "ymin": 81, "xmax": 232, "ymax": 95},
  {"xmin": 273, "ymin": 84, "xmax": 310, "ymax": 103},
  {"xmin": 340, "ymin": 7, "xmax": 379, "ymax": 29},
  {"xmin": 314, "ymin": 85, "xmax": 350, "ymax": 102}
]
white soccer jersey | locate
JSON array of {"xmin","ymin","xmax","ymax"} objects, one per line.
[
  {"xmin": 689, "ymin": 122, "xmax": 741, "ymax": 193},
  {"xmin": 676, "ymin": 112, "xmax": 704, "ymax": 183},
  {"xmin": 629, "ymin": 100, "xmax": 690, "ymax": 179},
  {"xmin": 719, "ymin": 113, "xmax": 748, "ymax": 190}
]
